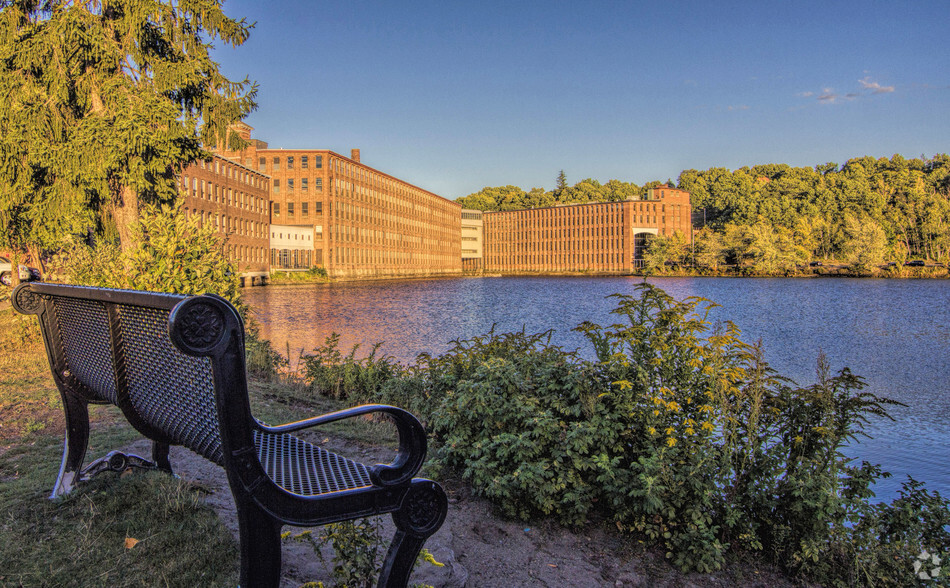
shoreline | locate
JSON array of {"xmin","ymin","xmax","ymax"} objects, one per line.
[{"xmin": 250, "ymin": 264, "xmax": 949, "ymax": 286}]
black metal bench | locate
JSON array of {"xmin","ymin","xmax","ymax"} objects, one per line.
[{"xmin": 12, "ymin": 282, "xmax": 447, "ymax": 588}]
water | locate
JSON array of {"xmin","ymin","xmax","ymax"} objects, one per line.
[{"xmin": 244, "ymin": 276, "xmax": 950, "ymax": 501}]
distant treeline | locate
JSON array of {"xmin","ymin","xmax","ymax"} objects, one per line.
[{"xmin": 457, "ymin": 154, "xmax": 950, "ymax": 268}]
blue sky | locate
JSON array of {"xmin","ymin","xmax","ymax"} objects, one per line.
[{"xmin": 212, "ymin": 1, "xmax": 949, "ymax": 199}]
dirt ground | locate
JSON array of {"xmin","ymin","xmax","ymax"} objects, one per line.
[{"xmin": 119, "ymin": 436, "xmax": 797, "ymax": 588}]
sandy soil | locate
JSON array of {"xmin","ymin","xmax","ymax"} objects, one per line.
[{"xmin": 119, "ymin": 436, "xmax": 796, "ymax": 588}]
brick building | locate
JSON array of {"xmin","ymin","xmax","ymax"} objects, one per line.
[
  {"xmin": 216, "ymin": 124, "xmax": 462, "ymax": 279},
  {"xmin": 482, "ymin": 187, "xmax": 691, "ymax": 273},
  {"xmin": 179, "ymin": 155, "xmax": 271, "ymax": 284}
]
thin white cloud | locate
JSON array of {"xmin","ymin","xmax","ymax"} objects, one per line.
[
  {"xmin": 859, "ymin": 76, "xmax": 895, "ymax": 94},
  {"xmin": 800, "ymin": 77, "xmax": 895, "ymax": 105},
  {"xmin": 727, "ymin": 105, "xmax": 750, "ymax": 111}
]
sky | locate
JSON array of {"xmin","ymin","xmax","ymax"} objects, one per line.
[{"xmin": 211, "ymin": 0, "xmax": 949, "ymax": 200}]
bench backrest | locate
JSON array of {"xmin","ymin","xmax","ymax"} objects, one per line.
[{"xmin": 12, "ymin": 283, "xmax": 248, "ymax": 465}]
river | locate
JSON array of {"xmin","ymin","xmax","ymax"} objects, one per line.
[{"xmin": 244, "ymin": 276, "xmax": 950, "ymax": 501}]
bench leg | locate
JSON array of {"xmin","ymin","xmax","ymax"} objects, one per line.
[
  {"xmin": 50, "ymin": 395, "xmax": 90, "ymax": 499},
  {"xmin": 152, "ymin": 441, "xmax": 172, "ymax": 473},
  {"xmin": 378, "ymin": 480, "xmax": 448, "ymax": 588},
  {"xmin": 236, "ymin": 500, "xmax": 283, "ymax": 588}
]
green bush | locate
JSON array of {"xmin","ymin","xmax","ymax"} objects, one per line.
[
  {"xmin": 48, "ymin": 203, "xmax": 290, "ymax": 377},
  {"xmin": 292, "ymin": 284, "xmax": 950, "ymax": 585},
  {"xmin": 302, "ymin": 334, "xmax": 405, "ymax": 402}
]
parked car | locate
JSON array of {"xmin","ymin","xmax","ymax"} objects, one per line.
[
  {"xmin": 0, "ymin": 256, "xmax": 41, "ymax": 286},
  {"xmin": 904, "ymin": 259, "xmax": 926, "ymax": 267}
]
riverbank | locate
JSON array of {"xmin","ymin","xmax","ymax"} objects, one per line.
[
  {"xmin": 0, "ymin": 307, "xmax": 801, "ymax": 587},
  {"xmin": 255, "ymin": 263, "xmax": 949, "ymax": 287}
]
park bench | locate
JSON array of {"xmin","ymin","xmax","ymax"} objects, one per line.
[{"xmin": 12, "ymin": 282, "xmax": 447, "ymax": 588}]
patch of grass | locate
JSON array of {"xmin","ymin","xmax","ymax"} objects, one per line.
[
  {"xmin": 0, "ymin": 471, "xmax": 237, "ymax": 587},
  {"xmin": 268, "ymin": 266, "xmax": 329, "ymax": 285},
  {"xmin": 0, "ymin": 308, "xmax": 238, "ymax": 587}
]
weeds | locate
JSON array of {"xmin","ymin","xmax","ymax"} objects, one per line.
[{"xmin": 285, "ymin": 517, "xmax": 442, "ymax": 588}]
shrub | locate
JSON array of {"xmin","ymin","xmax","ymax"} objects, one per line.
[
  {"xmin": 301, "ymin": 334, "xmax": 405, "ymax": 402},
  {"xmin": 289, "ymin": 283, "xmax": 950, "ymax": 584}
]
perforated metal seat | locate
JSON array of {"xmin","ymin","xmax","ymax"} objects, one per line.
[{"xmin": 254, "ymin": 430, "xmax": 372, "ymax": 496}]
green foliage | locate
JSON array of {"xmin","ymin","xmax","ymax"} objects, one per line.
[
  {"xmin": 56, "ymin": 202, "xmax": 241, "ymax": 301},
  {"xmin": 287, "ymin": 519, "xmax": 443, "ymax": 588},
  {"xmin": 456, "ymin": 178, "xmax": 642, "ymax": 211},
  {"xmin": 683, "ymin": 155, "xmax": 950, "ymax": 265},
  {"xmin": 51, "ymin": 203, "xmax": 290, "ymax": 377},
  {"xmin": 302, "ymin": 334, "xmax": 406, "ymax": 402},
  {"xmin": 643, "ymin": 230, "xmax": 690, "ymax": 271},
  {"xmin": 0, "ymin": 0, "xmax": 257, "ymax": 254}
]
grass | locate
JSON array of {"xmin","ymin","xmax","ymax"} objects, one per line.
[
  {"xmin": 267, "ymin": 266, "xmax": 330, "ymax": 285},
  {"xmin": 0, "ymin": 307, "xmax": 240, "ymax": 586}
]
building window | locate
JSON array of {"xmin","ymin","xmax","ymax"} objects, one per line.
[
  {"xmin": 301, "ymin": 155, "xmax": 308, "ymax": 169},
  {"xmin": 272, "ymin": 179, "xmax": 279, "ymax": 193},
  {"xmin": 302, "ymin": 202, "xmax": 309, "ymax": 216},
  {"xmin": 301, "ymin": 178, "xmax": 308, "ymax": 191},
  {"xmin": 288, "ymin": 202, "xmax": 294, "ymax": 216},
  {"xmin": 287, "ymin": 156, "xmax": 294, "ymax": 169},
  {"xmin": 288, "ymin": 178, "xmax": 294, "ymax": 191},
  {"xmin": 258, "ymin": 157, "xmax": 265, "ymax": 172},
  {"xmin": 315, "ymin": 178, "xmax": 323, "ymax": 191},
  {"xmin": 315, "ymin": 201, "xmax": 323, "ymax": 214},
  {"xmin": 272, "ymin": 157, "xmax": 280, "ymax": 170},
  {"xmin": 273, "ymin": 203, "xmax": 280, "ymax": 216},
  {"xmin": 314, "ymin": 155, "xmax": 323, "ymax": 169}
]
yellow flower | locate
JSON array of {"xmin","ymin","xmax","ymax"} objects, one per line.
[
  {"xmin": 685, "ymin": 427, "xmax": 695, "ymax": 435},
  {"xmin": 666, "ymin": 437, "xmax": 677, "ymax": 447},
  {"xmin": 701, "ymin": 421, "xmax": 715, "ymax": 432},
  {"xmin": 665, "ymin": 426, "xmax": 675, "ymax": 436},
  {"xmin": 647, "ymin": 426, "xmax": 657, "ymax": 436}
]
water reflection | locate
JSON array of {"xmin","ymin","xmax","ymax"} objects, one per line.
[{"xmin": 244, "ymin": 276, "xmax": 950, "ymax": 501}]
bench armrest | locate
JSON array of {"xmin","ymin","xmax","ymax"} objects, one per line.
[{"xmin": 258, "ymin": 404, "xmax": 427, "ymax": 487}]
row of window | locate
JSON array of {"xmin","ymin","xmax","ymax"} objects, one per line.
[
  {"xmin": 486, "ymin": 251, "xmax": 629, "ymax": 269},
  {"xmin": 197, "ymin": 158, "xmax": 265, "ymax": 188},
  {"xmin": 227, "ymin": 244, "xmax": 268, "ymax": 265},
  {"xmin": 187, "ymin": 209, "xmax": 268, "ymax": 240},
  {"xmin": 272, "ymin": 178, "xmax": 323, "ymax": 193},
  {"xmin": 261, "ymin": 155, "xmax": 324, "ymax": 172},
  {"xmin": 271, "ymin": 201, "xmax": 323, "ymax": 217},
  {"xmin": 334, "ymin": 247, "xmax": 459, "ymax": 268},
  {"xmin": 184, "ymin": 176, "xmax": 268, "ymax": 214}
]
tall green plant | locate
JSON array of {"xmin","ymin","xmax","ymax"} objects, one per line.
[{"xmin": 0, "ymin": 0, "xmax": 257, "ymax": 255}]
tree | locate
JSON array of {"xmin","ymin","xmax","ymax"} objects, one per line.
[
  {"xmin": 556, "ymin": 170, "xmax": 568, "ymax": 193},
  {"xmin": 842, "ymin": 214, "xmax": 887, "ymax": 272},
  {"xmin": 643, "ymin": 231, "xmax": 689, "ymax": 271},
  {"xmin": 57, "ymin": 201, "xmax": 240, "ymax": 304},
  {"xmin": 0, "ymin": 0, "xmax": 257, "ymax": 257}
]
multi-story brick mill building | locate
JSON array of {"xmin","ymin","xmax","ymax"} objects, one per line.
[
  {"xmin": 482, "ymin": 186, "xmax": 691, "ymax": 273},
  {"xmin": 216, "ymin": 124, "xmax": 462, "ymax": 280},
  {"xmin": 179, "ymin": 155, "xmax": 271, "ymax": 285}
]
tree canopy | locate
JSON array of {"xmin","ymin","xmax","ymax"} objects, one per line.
[{"xmin": 0, "ymin": 0, "xmax": 257, "ymax": 259}]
